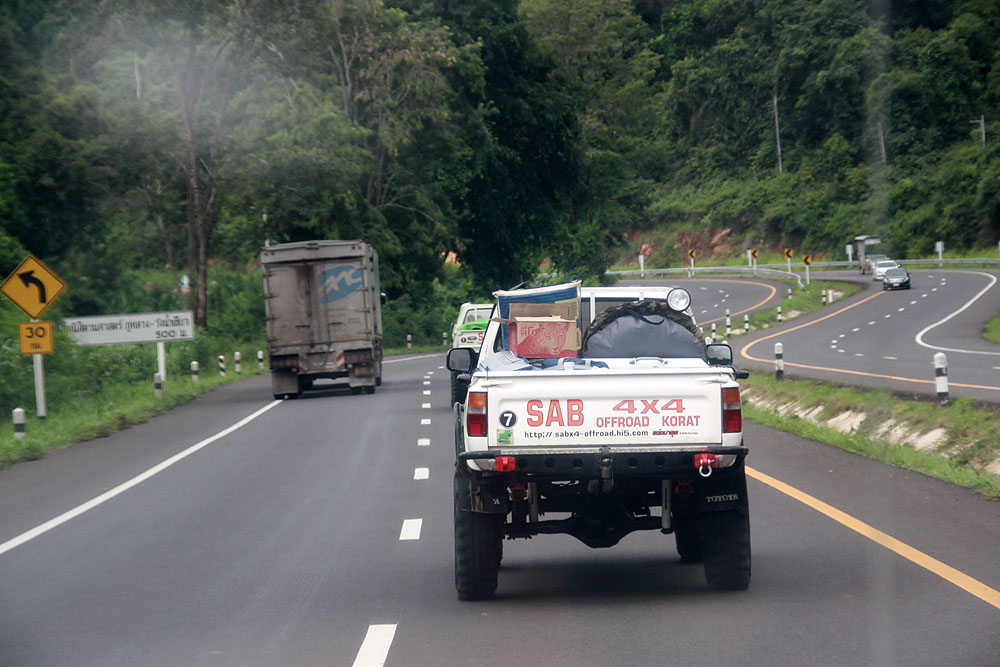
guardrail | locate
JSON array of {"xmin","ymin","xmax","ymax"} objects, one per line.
[
  {"xmin": 544, "ymin": 257, "xmax": 1000, "ymax": 285},
  {"xmin": 607, "ymin": 266, "xmax": 805, "ymax": 289}
]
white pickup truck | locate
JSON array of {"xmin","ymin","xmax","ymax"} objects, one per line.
[{"xmin": 446, "ymin": 284, "xmax": 750, "ymax": 600}]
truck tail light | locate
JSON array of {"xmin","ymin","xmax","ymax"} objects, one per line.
[
  {"xmin": 722, "ymin": 386, "xmax": 742, "ymax": 433},
  {"xmin": 467, "ymin": 392, "xmax": 487, "ymax": 437},
  {"xmin": 344, "ymin": 349, "xmax": 372, "ymax": 364}
]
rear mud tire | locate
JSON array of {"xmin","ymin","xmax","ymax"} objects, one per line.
[
  {"xmin": 450, "ymin": 370, "xmax": 467, "ymax": 407},
  {"xmin": 674, "ymin": 519, "xmax": 703, "ymax": 563},
  {"xmin": 454, "ymin": 471, "xmax": 503, "ymax": 601},
  {"xmin": 702, "ymin": 504, "xmax": 751, "ymax": 591}
]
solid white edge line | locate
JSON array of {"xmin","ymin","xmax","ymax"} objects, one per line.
[
  {"xmin": 399, "ymin": 519, "xmax": 422, "ymax": 540},
  {"xmin": 0, "ymin": 400, "xmax": 283, "ymax": 558},
  {"xmin": 915, "ymin": 271, "xmax": 1000, "ymax": 356},
  {"xmin": 352, "ymin": 624, "xmax": 397, "ymax": 667},
  {"xmin": 383, "ymin": 353, "xmax": 440, "ymax": 363}
]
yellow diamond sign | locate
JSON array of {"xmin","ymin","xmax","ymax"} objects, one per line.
[{"xmin": 1, "ymin": 254, "xmax": 67, "ymax": 319}]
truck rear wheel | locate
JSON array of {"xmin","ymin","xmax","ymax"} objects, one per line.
[
  {"xmin": 454, "ymin": 470, "xmax": 503, "ymax": 600},
  {"xmin": 450, "ymin": 371, "xmax": 467, "ymax": 407},
  {"xmin": 673, "ymin": 518, "xmax": 703, "ymax": 563},
  {"xmin": 702, "ymin": 504, "xmax": 751, "ymax": 590}
]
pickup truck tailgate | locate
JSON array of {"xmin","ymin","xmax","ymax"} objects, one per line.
[{"xmin": 483, "ymin": 368, "xmax": 725, "ymax": 448}]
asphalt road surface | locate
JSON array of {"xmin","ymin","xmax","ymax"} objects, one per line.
[
  {"xmin": 2, "ymin": 356, "xmax": 998, "ymax": 666},
  {"xmin": 733, "ymin": 269, "xmax": 1000, "ymax": 403}
]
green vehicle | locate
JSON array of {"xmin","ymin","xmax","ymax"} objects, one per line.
[{"xmin": 449, "ymin": 302, "xmax": 494, "ymax": 405}]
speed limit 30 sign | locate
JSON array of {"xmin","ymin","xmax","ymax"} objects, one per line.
[{"xmin": 19, "ymin": 321, "xmax": 53, "ymax": 354}]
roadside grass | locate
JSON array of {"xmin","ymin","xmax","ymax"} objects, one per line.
[
  {"xmin": 741, "ymin": 373, "xmax": 1000, "ymax": 499},
  {"xmin": 0, "ymin": 345, "xmax": 268, "ymax": 468},
  {"xmin": 983, "ymin": 312, "xmax": 1000, "ymax": 344}
]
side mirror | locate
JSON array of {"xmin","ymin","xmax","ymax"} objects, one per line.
[
  {"xmin": 447, "ymin": 347, "xmax": 475, "ymax": 373},
  {"xmin": 706, "ymin": 343, "xmax": 733, "ymax": 367},
  {"xmin": 735, "ymin": 369, "xmax": 750, "ymax": 380}
]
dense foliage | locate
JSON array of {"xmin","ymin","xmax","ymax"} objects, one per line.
[{"xmin": 1, "ymin": 0, "xmax": 998, "ymax": 335}]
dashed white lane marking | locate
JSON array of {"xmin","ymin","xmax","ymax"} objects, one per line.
[
  {"xmin": 399, "ymin": 519, "xmax": 422, "ymax": 540},
  {"xmin": 868, "ymin": 321, "xmax": 876, "ymax": 326},
  {"xmin": 414, "ymin": 467, "xmax": 429, "ymax": 480},
  {"xmin": 830, "ymin": 340, "xmax": 839, "ymax": 345},
  {"xmin": 423, "ymin": 376, "xmax": 431, "ymax": 380},
  {"xmin": 854, "ymin": 353, "xmax": 864, "ymax": 357},
  {"xmin": 700, "ymin": 310, "xmax": 708, "ymax": 314},
  {"xmin": 910, "ymin": 301, "xmax": 917, "ymax": 305},
  {"xmin": 420, "ymin": 418, "xmax": 431, "ymax": 425},
  {"xmin": 437, "ymin": 365, "xmax": 445, "ymax": 369},
  {"xmin": 852, "ymin": 327, "xmax": 860, "ymax": 332},
  {"xmin": 932, "ymin": 288, "xmax": 938, "ymax": 292},
  {"xmin": 417, "ymin": 438, "xmax": 430, "ymax": 447},
  {"xmin": 352, "ymin": 624, "xmax": 397, "ymax": 667},
  {"xmin": 915, "ymin": 271, "xmax": 1000, "ymax": 356},
  {"xmin": 885, "ymin": 356, "xmax": 898, "ymax": 361},
  {"xmin": 422, "ymin": 390, "xmax": 430, "ymax": 395},
  {"xmin": 838, "ymin": 333, "xmax": 845, "ymax": 338},
  {"xmin": 897, "ymin": 307, "xmax": 905, "ymax": 312},
  {"xmin": 421, "ymin": 403, "xmax": 431, "ymax": 409},
  {"xmin": 0, "ymin": 400, "xmax": 283, "ymax": 557},
  {"xmin": 838, "ymin": 349, "xmax": 845, "ymax": 353},
  {"xmin": 884, "ymin": 314, "xmax": 892, "ymax": 318},
  {"xmin": 423, "ymin": 381, "xmax": 430, "ymax": 385},
  {"xmin": 713, "ymin": 303, "xmax": 719, "ymax": 308},
  {"xmin": 921, "ymin": 293, "xmax": 928, "ymax": 298},
  {"xmin": 699, "ymin": 286, "xmax": 708, "ymax": 290}
]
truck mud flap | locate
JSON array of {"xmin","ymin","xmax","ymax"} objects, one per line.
[{"xmin": 695, "ymin": 460, "xmax": 748, "ymax": 513}]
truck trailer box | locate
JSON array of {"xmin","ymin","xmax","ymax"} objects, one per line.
[{"xmin": 261, "ymin": 240, "xmax": 383, "ymax": 398}]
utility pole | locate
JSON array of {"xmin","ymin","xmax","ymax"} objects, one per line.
[
  {"xmin": 970, "ymin": 115, "xmax": 985, "ymax": 146},
  {"xmin": 773, "ymin": 95, "xmax": 783, "ymax": 174}
]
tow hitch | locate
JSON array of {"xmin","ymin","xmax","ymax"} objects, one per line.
[{"xmin": 694, "ymin": 453, "xmax": 716, "ymax": 478}]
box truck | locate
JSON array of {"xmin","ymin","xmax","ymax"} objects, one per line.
[{"xmin": 261, "ymin": 240, "xmax": 383, "ymax": 399}]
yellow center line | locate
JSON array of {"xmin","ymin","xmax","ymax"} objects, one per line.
[
  {"xmin": 739, "ymin": 291, "xmax": 1000, "ymax": 392},
  {"xmin": 747, "ymin": 465, "xmax": 1000, "ymax": 610},
  {"xmin": 698, "ymin": 280, "xmax": 778, "ymax": 326}
]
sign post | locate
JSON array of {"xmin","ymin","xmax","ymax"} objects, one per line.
[
  {"xmin": 2, "ymin": 255, "xmax": 67, "ymax": 420},
  {"xmin": 935, "ymin": 241, "xmax": 944, "ymax": 267},
  {"xmin": 688, "ymin": 249, "xmax": 696, "ymax": 277},
  {"xmin": 802, "ymin": 255, "xmax": 812, "ymax": 285},
  {"xmin": 784, "ymin": 248, "xmax": 793, "ymax": 274},
  {"xmin": 845, "ymin": 244, "xmax": 853, "ymax": 264},
  {"xmin": 638, "ymin": 254, "xmax": 645, "ymax": 277}
]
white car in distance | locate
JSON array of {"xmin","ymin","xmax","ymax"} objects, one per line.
[{"xmin": 872, "ymin": 259, "xmax": 900, "ymax": 280}]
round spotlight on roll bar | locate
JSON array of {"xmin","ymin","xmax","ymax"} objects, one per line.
[{"xmin": 667, "ymin": 288, "xmax": 691, "ymax": 312}]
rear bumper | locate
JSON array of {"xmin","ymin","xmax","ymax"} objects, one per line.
[{"xmin": 458, "ymin": 446, "xmax": 747, "ymax": 480}]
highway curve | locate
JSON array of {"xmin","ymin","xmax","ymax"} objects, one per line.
[{"xmin": 735, "ymin": 269, "xmax": 1000, "ymax": 403}]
